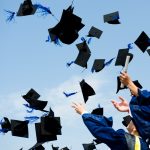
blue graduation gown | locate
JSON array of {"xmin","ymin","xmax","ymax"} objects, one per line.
[
  {"xmin": 82, "ymin": 113, "xmax": 149, "ymax": 150},
  {"xmin": 130, "ymin": 89, "xmax": 150, "ymax": 141}
]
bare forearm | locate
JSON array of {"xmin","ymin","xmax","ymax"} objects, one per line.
[{"xmin": 127, "ymin": 81, "xmax": 139, "ymax": 96}]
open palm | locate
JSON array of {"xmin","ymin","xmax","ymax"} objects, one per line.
[{"xmin": 111, "ymin": 96, "xmax": 129, "ymax": 112}]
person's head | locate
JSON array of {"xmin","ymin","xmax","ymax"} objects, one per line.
[
  {"xmin": 126, "ymin": 120, "xmax": 139, "ymax": 135},
  {"xmin": 122, "ymin": 115, "xmax": 139, "ymax": 136}
]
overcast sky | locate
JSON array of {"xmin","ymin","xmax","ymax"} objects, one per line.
[{"xmin": 0, "ymin": 0, "xmax": 150, "ymax": 149}]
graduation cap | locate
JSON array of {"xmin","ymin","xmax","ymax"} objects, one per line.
[
  {"xmin": 87, "ymin": 26, "xmax": 103, "ymax": 39},
  {"xmin": 35, "ymin": 123, "xmax": 57, "ymax": 143},
  {"xmin": 91, "ymin": 59, "xmax": 105, "ymax": 72},
  {"xmin": 91, "ymin": 105, "xmax": 103, "ymax": 116},
  {"xmin": 0, "ymin": 117, "xmax": 11, "ymax": 133},
  {"xmin": 74, "ymin": 41, "xmax": 91, "ymax": 68},
  {"xmin": 11, "ymin": 120, "xmax": 29, "ymax": 138},
  {"xmin": 115, "ymin": 48, "xmax": 133, "ymax": 66},
  {"xmin": 82, "ymin": 142, "xmax": 96, "ymax": 150},
  {"xmin": 22, "ymin": 89, "xmax": 48, "ymax": 112},
  {"xmin": 49, "ymin": 5, "xmax": 85, "ymax": 44},
  {"xmin": 134, "ymin": 31, "xmax": 150, "ymax": 53},
  {"xmin": 91, "ymin": 58, "xmax": 115, "ymax": 73},
  {"xmin": 17, "ymin": 0, "xmax": 38, "ymax": 16},
  {"xmin": 104, "ymin": 11, "xmax": 120, "ymax": 24},
  {"xmin": 28, "ymin": 143, "xmax": 45, "ymax": 150},
  {"xmin": 122, "ymin": 115, "xmax": 132, "ymax": 127},
  {"xmin": 80, "ymin": 79, "xmax": 96, "ymax": 103},
  {"xmin": 52, "ymin": 144, "xmax": 59, "ymax": 150},
  {"xmin": 116, "ymin": 77, "xmax": 143, "ymax": 93},
  {"xmin": 41, "ymin": 116, "xmax": 62, "ymax": 135}
]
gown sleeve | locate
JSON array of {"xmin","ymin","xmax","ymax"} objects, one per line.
[{"xmin": 82, "ymin": 113, "xmax": 128, "ymax": 149}]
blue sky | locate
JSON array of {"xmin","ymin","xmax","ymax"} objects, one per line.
[{"xmin": 0, "ymin": 0, "xmax": 150, "ymax": 149}]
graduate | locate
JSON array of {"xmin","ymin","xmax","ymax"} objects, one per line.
[
  {"xmin": 72, "ymin": 102, "xmax": 149, "ymax": 150},
  {"xmin": 112, "ymin": 72, "xmax": 150, "ymax": 143}
]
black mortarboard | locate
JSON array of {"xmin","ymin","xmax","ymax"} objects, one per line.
[
  {"xmin": 134, "ymin": 31, "xmax": 150, "ymax": 53},
  {"xmin": 41, "ymin": 116, "xmax": 62, "ymax": 135},
  {"xmin": 91, "ymin": 107, "xmax": 103, "ymax": 116},
  {"xmin": 116, "ymin": 77, "xmax": 143, "ymax": 94},
  {"xmin": 11, "ymin": 120, "xmax": 29, "ymax": 138},
  {"xmin": 80, "ymin": 79, "xmax": 96, "ymax": 103},
  {"xmin": 22, "ymin": 88, "xmax": 40, "ymax": 101},
  {"xmin": 35, "ymin": 123, "xmax": 57, "ymax": 143},
  {"xmin": 87, "ymin": 26, "xmax": 103, "ymax": 39},
  {"xmin": 1, "ymin": 117, "xmax": 11, "ymax": 133},
  {"xmin": 82, "ymin": 142, "xmax": 96, "ymax": 150},
  {"xmin": 104, "ymin": 11, "xmax": 120, "ymax": 24},
  {"xmin": 28, "ymin": 143, "xmax": 45, "ymax": 150},
  {"xmin": 91, "ymin": 59, "xmax": 105, "ymax": 72},
  {"xmin": 51, "ymin": 144, "xmax": 59, "ymax": 150},
  {"xmin": 74, "ymin": 41, "xmax": 91, "ymax": 68},
  {"xmin": 17, "ymin": 0, "xmax": 38, "ymax": 16},
  {"xmin": 22, "ymin": 89, "xmax": 48, "ymax": 112},
  {"xmin": 122, "ymin": 115, "xmax": 132, "ymax": 127},
  {"xmin": 49, "ymin": 5, "xmax": 84, "ymax": 44},
  {"xmin": 115, "ymin": 49, "xmax": 133, "ymax": 66}
]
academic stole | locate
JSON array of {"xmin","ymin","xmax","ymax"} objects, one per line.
[{"xmin": 134, "ymin": 136, "xmax": 141, "ymax": 150}]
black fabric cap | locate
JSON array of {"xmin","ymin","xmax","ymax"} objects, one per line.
[
  {"xmin": 88, "ymin": 26, "xmax": 103, "ymax": 39},
  {"xmin": 82, "ymin": 142, "xmax": 96, "ymax": 150},
  {"xmin": 80, "ymin": 79, "xmax": 96, "ymax": 103},
  {"xmin": 1, "ymin": 117, "xmax": 11, "ymax": 133},
  {"xmin": 116, "ymin": 76, "xmax": 143, "ymax": 94},
  {"xmin": 22, "ymin": 88, "xmax": 40, "ymax": 102},
  {"xmin": 115, "ymin": 49, "xmax": 133, "ymax": 66},
  {"xmin": 49, "ymin": 5, "xmax": 84, "ymax": 44},
  {"xmin": 22, "ymin": 89, "xmax": 48, "ymax": 112},
  {"xmin": 122, "ymin": 115, "xmax": 132, "ymax": 127},
  {"xmin": 91, "ymin": 107, "xmax": 103, "ymax": 116},
  {"xmin": 28, "ymin": 143, "xmax": 45, "ymax": 150},
  {"xmin": 41, "ymin": 116, "xmax": 62, "ymax": 135},
  {"xmin": 51, "ymin": 144, "xmax": 59, "ymax": 150},
  {"xmin": 74, "ymin": 41, "xmax": 91, "ymax": 68},
  {"xmin": 35, "ymin": 123, "xmax": 57, "ymax": 143},
  {"xmin": 11, "ymin": 120, "xmax": 29, "ymax": 138},
  {"xmin": 134, "ymin": 31, "xmax": 150, "ymax": 53},
  {"xmin": 104, "ymin": 11, "xmax": 120, "ymax": 24},
  {"xmin": 17, "ymin": 0, "xmax": 38, "ymax": 16},
  {"xmin": 29, "ymin": 99, "xmax": 48, "ymax": 112},
  {"xmin": 91, "ymin": 59, "xmax": 105, "ymax": 72}
]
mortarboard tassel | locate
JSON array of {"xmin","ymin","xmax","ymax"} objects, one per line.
[
  {"xmin": 35, "ymin": 4, "xmax": 53, "ymax": 16},
  {"xmin": 104, "ymin": 57, "xmax": 115, "ymax": 67},
  {"xmin": 0, "ymin": 128, "xmax": 8, "ymax": 134},
  {"xmin": 45, "ymin": 35, "xmax": 50, "ymax": 42},
  {"xmin": 23, "ymin": 104, "xmax": 34, "ymax": 113},
  {"xmin": 128, "ymin": 43, "xmax": 133, "ymax": 49},
  {"xmin": 63, "ymin": 91, "xmax": 77, "ymax": 97},
  {"xmin": 87, "ymin": 37, "xmax": 92, "ymax": 44},
  {"xmin": 66, "ymin": 61, "xmax": 74, "ymax": 67},
  {"xmin": 53, "ymin": 36, "xmax": 61, "ymax": 46},
  {"xmin": 81, "ymin": 37, "xmax": 86, "ymax": 42},
  {"xmin": 4, "ymin": 10, "xmax": 16, "ymax": 22},
  {"xmin": 24, "ymin": 116, "xmax": 39, "ymax": 123}
]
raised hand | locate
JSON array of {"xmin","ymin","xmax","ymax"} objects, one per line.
[{"xmin": 111, "ymin": 96, "xmax": 129, "ymax": 112}]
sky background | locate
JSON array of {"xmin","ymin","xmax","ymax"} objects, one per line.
[{"xmin": 0, "ymin": 0, "xmax": 150, "ymax": 149}]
